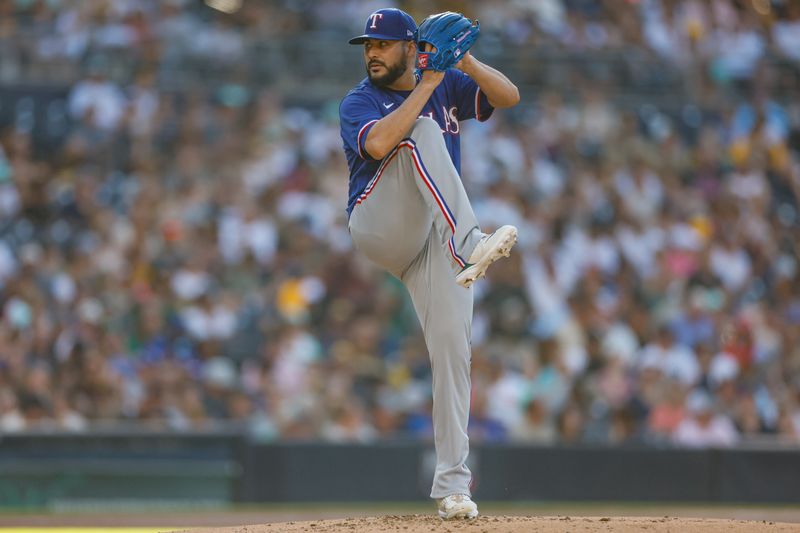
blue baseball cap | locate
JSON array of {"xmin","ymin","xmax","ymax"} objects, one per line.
[{"xmin": 349, "ymin": 8, "xmax": 417, "ymax": 44}]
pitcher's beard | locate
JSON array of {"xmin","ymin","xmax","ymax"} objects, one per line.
[{"xmin": 367, "ymin": 61, "xmax": 408, "ymax": 88}]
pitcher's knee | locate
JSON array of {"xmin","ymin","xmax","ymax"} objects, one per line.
[{"xmin": 410, "ymin": 116, "xmax": 443, "ymax": 141}]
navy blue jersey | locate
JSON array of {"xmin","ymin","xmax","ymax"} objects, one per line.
[{"xmin": 339, "ymin": 69, "xmax": 494, "ymax": 216}]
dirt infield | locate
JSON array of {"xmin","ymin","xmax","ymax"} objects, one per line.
[
  {"xmin": 3, "ymin": 505, "xmax": 800, "ymax": 532},
  {"xmin": 173, "ymin": 515, "xmax": 800, "ymax": 533}
]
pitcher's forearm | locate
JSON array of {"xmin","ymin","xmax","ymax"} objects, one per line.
[
  {"xmin": 458, "ymin": 55, "xmax": 519, "ymax": 108},
  {"xmin": 365, "ymin": 75, "xmax": 444, "ymax": 159}
]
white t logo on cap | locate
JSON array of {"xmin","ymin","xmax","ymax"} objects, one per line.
[{"xmin": 369, "ymin": 12, "xmax": 383, "ymax": 29}]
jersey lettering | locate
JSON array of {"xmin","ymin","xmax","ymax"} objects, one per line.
[
  {"xmin": 448, "ymin": 106, "xmax": 460, "ymax": 134},
  {"xmin": 441, "ymin": 107, "xmax": 451, "ymax": 133},
  {"xmin": 419, "ymin": 106, "xmax": 460, "ymax": 135}
]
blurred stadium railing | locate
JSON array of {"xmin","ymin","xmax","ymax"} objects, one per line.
[
  {"xmin": 3, "ymin": 31, "xmax": 798, "ymax": 106},
  {"xmin": 2, "ymin": 430, "xmax": 800, "ymax": 507}
]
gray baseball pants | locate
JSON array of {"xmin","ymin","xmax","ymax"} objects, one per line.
[{"xmin": 348, "ymin": 117, "xmax": 483, "ymax": 499}]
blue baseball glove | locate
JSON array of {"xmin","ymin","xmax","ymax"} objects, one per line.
[{"xmin": 416, "ymin": 12, "xmax": 480, "ymax": 72}]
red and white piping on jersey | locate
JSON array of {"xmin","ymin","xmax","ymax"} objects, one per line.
[
  {"xmin": 407, "ymin": 140, "xmax": 467, "ymax": 268},
  {"xmin": 357, "ymin": 119, "xmax": 379, "ymax": 159},
  {"xmin": 355, "ymin": 142, "xmax": 403, "ymax": 204},
  {"xmin": 475, "ymin": 87, "xmax": 483, "ymax": 122},
  {"xmin": 355, "ymin": 139, "xmax": 467, "ymax": 268}
]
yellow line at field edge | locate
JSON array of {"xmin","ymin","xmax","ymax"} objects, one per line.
[{"xmin": 0, "ymin": 529, "xmax": 181, "ymax": 533}]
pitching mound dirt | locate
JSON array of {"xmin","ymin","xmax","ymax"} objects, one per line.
[{"xmin": 173, "ymin": 514, "xmax": 800, "ymax": 533}]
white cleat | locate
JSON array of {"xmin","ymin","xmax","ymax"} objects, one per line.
[
  {"xmin": 437, "ymin": 493, "xmax": 479, "ymax": 519},
  {"xmin": 455, "ymin": 225, "xmax": 518, "ymax": 288}
]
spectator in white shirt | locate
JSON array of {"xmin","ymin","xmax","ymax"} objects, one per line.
[
  {"xmin": 673, "ymin": 389, "xmax": 739, "ymax": 447},
  {"xmin": 67, "ymin": 58, "xmax": 128, "ymax": 131}
]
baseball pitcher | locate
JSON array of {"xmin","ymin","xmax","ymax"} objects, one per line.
[{"xmin": 339, "ymin": 8, "xmax": 520, "ymax": 519}]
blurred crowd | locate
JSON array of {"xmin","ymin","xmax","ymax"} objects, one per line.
[
  {"xmin": 0, "ymin": 0, "xmax": 799, "ymax": 449},
  {"xmin": 3, "ymin": 0, "xmax": 800, "ymax": 87}
]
